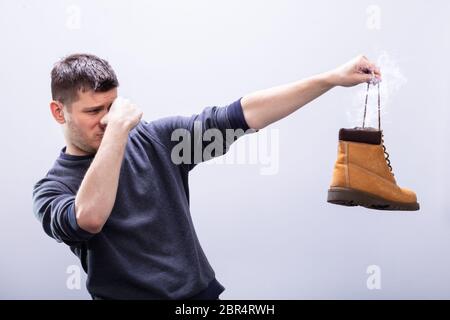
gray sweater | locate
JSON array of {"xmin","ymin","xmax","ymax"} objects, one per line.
[{"xmin": 32, "ymin": 98, "xmax": 252, "ymax": 299}]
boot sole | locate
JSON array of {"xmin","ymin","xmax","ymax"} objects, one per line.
[{"xmin": 327, "ymin": 187, "xmax": 420, "ymax": 211}]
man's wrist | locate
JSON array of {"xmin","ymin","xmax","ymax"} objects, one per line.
[
  {"xmin": 319, "ymin": 71, "xmax": 339, "ymax": 88},
  {"xmin": 107, "ymin": 120, "xmax": 133, "ymax": 135}
]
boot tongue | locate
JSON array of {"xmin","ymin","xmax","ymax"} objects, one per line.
[{"xmin": 339, "ymin": 127, "xmax": 382, "ymax": 145}]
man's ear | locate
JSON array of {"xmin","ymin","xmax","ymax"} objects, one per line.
[{"xmin": 50, "ymin": 101, "xmax": 66, "ymax": 124}]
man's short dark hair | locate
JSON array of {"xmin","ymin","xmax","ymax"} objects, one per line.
[{"xmin": 51, "ymin": 53, "xmax": 119, "ymax": 106}]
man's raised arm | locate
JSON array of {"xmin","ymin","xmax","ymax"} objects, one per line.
[
  {"xmin": 75, "ymin": 98, "xmax": 142, "ymax": 233},
  {"xmin": 241, "ymin": 55, "xmax": 382, "ymax": 130}
]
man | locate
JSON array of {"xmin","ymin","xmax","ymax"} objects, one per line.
[{"xmin": 32, "ymin": 53, "xmax": 381, "ymax": 300}]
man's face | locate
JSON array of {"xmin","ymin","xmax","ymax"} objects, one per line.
[{"xmin": 63, "ymin": 88, "xmax": 117, "ymax": 155}]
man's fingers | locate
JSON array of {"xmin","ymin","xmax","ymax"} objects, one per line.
[
  {"xmin": 111, "ymin": 96, "xmax": 129, "ymax": 109},
  {"xmin": 360, "ymin": 73, "xmax": 374, "ymax": 83},
  {"xmin": 373, "ymin": 66, "xmax": 382, "ymax": 77},
  {"xmin": 357, "ymin": 61, "xmax": 382, "ymax": 84},
  {"xmin": 100, "ymin": 113, "xmax": 109, "ymax": 126},
  {"xmin": 368, "ymin": 63, "xmax": 381, "ymax": 75},
  {"xmin": 368, "ymin": 64, "xmax": 382, "ymax": 82},
  {"xmin": 358, "ymin": 61, "xmax": 381, "ymax": 78},
  {"xmin": 359, "ymin": 62, "xmax": 374, "ymax": 73},
  {"xmin": 360, "ymin": 55, "xmax": 369, "ymax": 62}
]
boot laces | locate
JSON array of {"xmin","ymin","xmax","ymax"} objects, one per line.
[
  {"xmin": 381, "ymin": 132, "xmax": 394, "ymax": 176},
  {"xmin": 362, "ymin": 82, "xmax": 394, "ymax": 176}
]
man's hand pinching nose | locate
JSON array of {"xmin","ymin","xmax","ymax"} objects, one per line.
[{"xmin": 100, "ymin": 96, "xmax": 143, "ymax": 132}]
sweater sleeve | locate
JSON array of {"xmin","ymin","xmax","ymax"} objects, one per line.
[
  {"xmin": 140, "ymin": 97, "xmax": 257, "ymax": 171},
  {"xmin": 32, "ymin": 179, "xmax": 95, "ymax": 247}
]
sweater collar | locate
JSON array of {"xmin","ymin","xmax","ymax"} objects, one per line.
[{"xmin": 59, "ymin": 146, "xmax": 95, "ymax": 161}]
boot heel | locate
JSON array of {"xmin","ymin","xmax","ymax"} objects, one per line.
[{"xmin": 327, "ymin": 187, "xmax": 359, "ymax": 207}]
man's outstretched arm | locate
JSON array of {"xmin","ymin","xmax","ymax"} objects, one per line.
[{"xmin": 241, "ymin": 55, "xmax": 382, "ymax": 130}]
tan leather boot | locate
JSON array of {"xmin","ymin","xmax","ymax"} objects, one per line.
[{"xmin": 327, "ymin": 127, "xmax": 419, "ymax": 211}]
